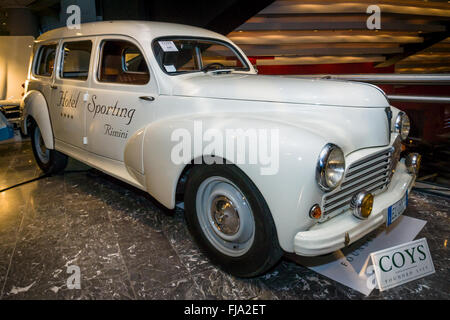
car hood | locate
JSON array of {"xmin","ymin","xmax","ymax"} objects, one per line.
[{"xmin": 171, "ymin": 73, "xmax": 390, "ymax": 108}]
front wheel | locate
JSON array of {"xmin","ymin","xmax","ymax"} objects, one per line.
[
  {"xmin": 30, "ymin": 120, "xmax": 68, "ymax": 174},
  {"xmin": 184, "ymin": 164, "xmax": 283, "ymax": 277}
]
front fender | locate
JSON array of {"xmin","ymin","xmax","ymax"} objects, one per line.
[
  {"xmin": 133, "ymin": 114, "xmax": 328, "ymax": 252},
  {"xmin": 21, "ymin": 90, "xmax": 54, "ymax": 149}
]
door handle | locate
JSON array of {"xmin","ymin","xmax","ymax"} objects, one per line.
[
  {"xmin": 50, "ymin": 85, "xmax": 58, "ymax": 89},
  {"xmin": 139, "ymin": 96, "xmax": 155, "ymax": 102}
]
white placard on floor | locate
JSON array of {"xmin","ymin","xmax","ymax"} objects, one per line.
[
  {"xmin": 290, "ymin": 215, "xmax": 427, "ymax": 296},
  {"xmin": 370, "ymin": 237, "xmax": 435, "ymax": 291}
]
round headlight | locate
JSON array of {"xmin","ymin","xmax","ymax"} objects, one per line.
[
  {"xmin": 395, "ymin": 112, "xmax": 410, "ymax": 140},
  {"xmin": 316, "ymin": 144, "xmax": 345, "ymax": 191}
]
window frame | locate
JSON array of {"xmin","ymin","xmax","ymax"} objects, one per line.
[
  {"xmin": 97, "ymin": 38, "xmax": 151, "ymax": 86},
  {"xmin": 151, "ymin": 36, "xmax": 251, "ymax": 76},
  {"xmin": 33, "ymin": 42, "xmax": 58, "ymax": 78},
  {"xmin": 59, "ymin": 39, "xmax": 93, "ymax": 82}
]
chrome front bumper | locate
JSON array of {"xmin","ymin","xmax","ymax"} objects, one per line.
[{"xmin": 293, "ymin": 160, "xmax": 415, "ymax": 256}]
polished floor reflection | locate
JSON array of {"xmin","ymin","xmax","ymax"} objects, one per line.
[{"xmin": 0, "ymin": 141, "xmax": 448, "ymax": 299}]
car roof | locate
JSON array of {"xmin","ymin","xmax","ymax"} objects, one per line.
[{"xmin": 36, "ymin": 20, "xmax": 229, "ymax": 43}]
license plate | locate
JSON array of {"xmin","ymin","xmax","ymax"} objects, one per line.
[{"xmin": 387, "ymin": 191, "xmax": 408, "ymax": 226}]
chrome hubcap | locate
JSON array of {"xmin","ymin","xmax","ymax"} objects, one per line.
[
  {"xmin": 196, "ymin": 176, "xmax": 255, "ymax": 257},
  {"xmin": 211, "ymin": 196, "xmax": 240, "ymax": 236}
]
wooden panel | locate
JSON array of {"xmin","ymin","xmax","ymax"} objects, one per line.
[
  {"xmin": 227, "ymin": 0, "xmax": 450, "ymax": 72},
  {"xmin": 270, "ymin": 0, "xmax": 450, "ymax": 10},
  {"xmin": 396, "ymin": 66, "xmax": 450, "ymax": 73},
  {"xmin": 238, "ymin": 15, "xmax": 446, "ymax": 32},
  {"xmin": 260, "ymin": 1, "xmax": 450, "ymax": 17},
  {"xmin": 239, "ymin": 43, "xmax": 403, "ymax": 56},
  {"xmin": 229, "ymin": 30, "xmax": 423, "ymax": 45}
]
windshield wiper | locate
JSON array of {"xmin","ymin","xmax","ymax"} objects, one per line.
[
  {"xmin": 201, "ymin": 63, "xmax": 232, "ymax": 73},
  {"xmin": 208, "ymin": 68, "xmax": 234, "ymax": 74}
]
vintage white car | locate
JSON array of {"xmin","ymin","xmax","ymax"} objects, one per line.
[{"xmin": 21, "ymin": 21, "xmax": 420, "ymax": 277}]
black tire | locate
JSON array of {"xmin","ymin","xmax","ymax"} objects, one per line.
[
  {"xmin": 30, "ymin": 120, "xmax": 68, "ymax": 174},
  {"xmin": 184, "ymin": 164, "xmax": 283, "ymax": 277}
]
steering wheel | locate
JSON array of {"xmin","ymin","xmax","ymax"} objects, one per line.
[{"xmin": 201, "ymin": 62, "xmax": 226, "ymax": 72}]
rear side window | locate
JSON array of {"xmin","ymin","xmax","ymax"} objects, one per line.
[
  {"xmin": 98, "ymin": 40, "xmax": 149, "ymax": 85},
  {"xmin": 61, "ymin": 40, "xmax": 92, "ymax": 80},
  {"xmin": 35, "ymin": 44, "xmax": 57, "ymax": 76}
]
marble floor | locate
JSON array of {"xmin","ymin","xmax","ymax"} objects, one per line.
[{"xmin": 0, "ymin": 141, "xmax": 448, "ymax": 300}]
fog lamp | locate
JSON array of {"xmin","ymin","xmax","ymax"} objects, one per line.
[
  {"xmin": 406, "ymin": 153, "xmax": 421, "ymax": 175},
  {"xmin": 350, "ymin": 191, "xmax": 374, "ymax": 219},
  {"xmin": 309, "ymin": 204, "xmax": 322, "ymax": 220}
]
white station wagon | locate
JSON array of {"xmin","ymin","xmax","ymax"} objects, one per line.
[{"xmin": 21, "ymin": 21, "xmax": 420, "ymax": 277}]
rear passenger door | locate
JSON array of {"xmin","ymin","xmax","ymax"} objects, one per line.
[
  {"xmin": 50, "ymin": 38, "xmax": 93, "ymax": 149},
  {"xmin": 86, "ymin": 36, "xmax": 158, "ymax": 161}
]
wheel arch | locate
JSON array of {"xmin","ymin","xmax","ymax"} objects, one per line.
[{"xmin": 21, "ymin": 90, "xmax": 54, "ymax": 149}]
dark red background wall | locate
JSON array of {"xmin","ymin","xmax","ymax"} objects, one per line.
[{"xmin": 253, "ymin": 60, "xmax": 450, "ymax": 144}]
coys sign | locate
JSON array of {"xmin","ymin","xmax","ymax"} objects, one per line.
[{"xmin": 370, "ymin": 238, "xmax": 435, "ymax": 291}]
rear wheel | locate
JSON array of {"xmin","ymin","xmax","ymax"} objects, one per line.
[
  {"xmin": 30, "ymin": 120, "xmax": 68, "ymax": 174},
  {"xmin": 184, "ymin": 164, "xmax": 283, "ymax": 277}
]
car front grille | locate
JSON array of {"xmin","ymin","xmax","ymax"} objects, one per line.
[{"xmin": 321, "ymin": 143, "xmax": 400, "ymax": 220}]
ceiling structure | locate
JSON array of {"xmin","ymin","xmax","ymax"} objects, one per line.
[
  {"xmin": 1, "ymin": 0, "xmax": 449, "ymax": 73},
  {"xmin": 0, "ymin": 0, "xmax": 274, "ymax": 36},
  {"xmin": 0, "ymin": 0, "xmax": 36, "ymax": 7},
  {"xmin": 228, "ymin": 0, "xmax": 450, "ymax": 73}
]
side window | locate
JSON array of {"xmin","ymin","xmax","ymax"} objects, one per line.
[
  {"xmin": 35, "ymin": 44, "xmax": 57, "ymax": 77},
  {"xmin": 99, "ymin": 40, "xmax": 149, "ymax": 85},
  {"xmin": 61, "ymin": 40, "xmax": 92, "ymax": 80}
]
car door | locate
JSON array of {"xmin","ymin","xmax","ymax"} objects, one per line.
[
  {"xmin": 50, "ymin": 38, "xmax": 94, "ymax": 149},
  {"xmin": 86, "ymin": 36, "xmax": 158, "ymax": 161}
]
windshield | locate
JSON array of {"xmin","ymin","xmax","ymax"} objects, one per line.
[{"xmin": 152, "ymin": 38, "xmax": 250, "ymax": 74}]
